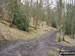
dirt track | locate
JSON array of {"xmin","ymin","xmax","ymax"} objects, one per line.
[{"xmin": 0, "ymin": 30, "xmax": 75, "ymax": 56}]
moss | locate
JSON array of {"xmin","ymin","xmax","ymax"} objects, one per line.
[
  {"xmin": 48, "ymin": 54, "xmax": 56, "ymax": 56},
  {"xmin": 0, "ymin": 40, "xmax": 9, "ymax": 47}
]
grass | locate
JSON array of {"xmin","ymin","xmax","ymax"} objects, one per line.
[
  {"xmin": 0, "ymin": 40, "xmax": 9, "ymax": 47},
  {"xmin": 56, "ymin": 33, "xmax": 75, "ymax": 46},
  {"xmin": 0, "ymin": 21, "xmax": 56, "ymax": 47},
  {"xmin": 0, "ymin": 20, "xmax": 57, "ymax": 48},
  {"xmin": 64, "ymin": 35, "xmax": 75, "ymax": 46},
  {"xmin": 0, "ymin": 21, "xmax": 55, "ymax": 41},
  {"xmin": 48, "ymin": 48, "xmax": 60, "ymax": 56}
]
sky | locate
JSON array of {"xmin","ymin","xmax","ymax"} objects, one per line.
[
  {"xmin": 21, "ymin": 0, "xmax": 57, "ymax": 8},
  {"xmin": 21, "ymin": 0, "xmax": 75, "ymax": 4},
  {"xmin": 21, "ymin": 0, "xmax": 75, "ymax": 8},
  {"xmin": 21, "ymin": 0, "xmax": 57, "ymax": 4}
]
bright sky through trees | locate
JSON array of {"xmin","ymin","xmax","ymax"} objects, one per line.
[{"xmin": 21, "ymin": 0, "xmax": 74, "ymax": 8}]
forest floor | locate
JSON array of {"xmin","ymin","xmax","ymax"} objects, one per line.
[
  {"xmin": 0, "ymin": 21, "xmax": 75, "ymax": 56},
  {"xmin": 0, "ymin": 30, "xmax": 75, "ymax": 56},
  {"xmin": 65, "ymin": 36, "xmax": 75, "ymax": 46},
  {"xmin": 0, "ymin": 21, "xmax": 56, "ymax": 41}
]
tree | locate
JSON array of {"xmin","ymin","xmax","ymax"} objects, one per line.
[
  {"xmin": 60, "ymin": 0, "xmax": 75, "ymax": 40},
  {"xmin": 7, "ymin": 0, "xmax": 30, "ymax": 31},
  {"xmin": 0, "ymin": 0, "xmax": 4, "ymax": 22},
  {"xmin": 56, "ymin": 0, "xmax": 63, "ymax": 42},
  {"xmin": 0, "ymin": 7, "xmax": 3, "ymax": 22},
  {"xmin": 70, "ymin": 0, "xmax": 75, "ymax": 39},
  {"xmin": 45, "ymin": 0, "xmax": 51, "ymax": 26},
  {"xmin": 6, "ymin": 0, "xmax": 17, "ymax": 26}
]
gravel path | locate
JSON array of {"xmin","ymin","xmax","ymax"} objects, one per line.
[{"xmin": 0, "ymin": 30, "xmax": 75, "ymax": 56}]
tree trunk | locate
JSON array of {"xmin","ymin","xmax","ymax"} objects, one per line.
[{"xmin": 58, "ymin": 0, "xmax": 63, "ymax": 42}]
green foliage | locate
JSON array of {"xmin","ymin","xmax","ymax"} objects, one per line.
[
  {"xmin": 0, "ymin": 7, "xmax": 3, "ymax": 21},
  {"xmin": 7, "ymin": 0, "xmax": 29, "ymax": 31},
  {"xmin": 64, "ymin": 4, "xmax": 75, "ymax": 35},
  {"xmin": 13, "ymin": 6, "xmax": 30, "ymax": 31},
  {"xmin": 7, "ymin": 0, "xmax": 30, "ymax": 31},
  {"xmin": 0, "ymin": 7, "xmax": 2, "ymax": 18},
  {"xmin": 64, "ymin": 18, "xmax": 71, "ymax": 35},
  {"xmin": 50, "ymin": 18, "xmax": 57, "ymax": 28},
  {"xmin": 65, "ymin": 24, "xmax": 71, "ymax": 35},
  {"xmin": 65, "ymin": 20, "xmax": 75, "ymax": 36}
]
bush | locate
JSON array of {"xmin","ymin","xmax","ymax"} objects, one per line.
[
  {"xmin": 64, "ymin": 18, "xmax": 75, "ymax": 35},
  {"xmin": 50, "ymin": 18, "xmax": 57, "ymax": 28},
  {"xmin": 64, "ymin": 16, "xmax": 71, "ymax": 35},
  {"xmin": 65, "ymin": 23, "xmax": 71, "ymax": 35},
  {"xmin": 13, "ymin": 5, "xmax": 30, "ymax": 31}
]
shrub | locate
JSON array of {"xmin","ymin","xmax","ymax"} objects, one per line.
[
  {"xmin": 50, "ymin": 18, "xmax": 57, "ymax": 28},
  {"xmin": 13, "ymin": 5, "xmax": 30, "ymax": 31}
]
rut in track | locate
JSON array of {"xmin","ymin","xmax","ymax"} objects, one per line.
[{"xmin": 0, "ymin": 30, "xmax": 75, "ymax": 56}]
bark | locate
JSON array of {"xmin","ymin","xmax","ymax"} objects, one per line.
[{"xmin": 58, "ymin": 0, "xmax": 63, "ymax": 42}]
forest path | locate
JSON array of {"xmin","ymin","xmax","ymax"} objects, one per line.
[{"xmin": 0, "ymin": 30, "xmax": 75, "ymax": 56}]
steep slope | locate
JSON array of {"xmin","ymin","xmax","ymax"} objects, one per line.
[{"xmin": 0, "ymin": 21, "xmax": 56, "ymax": 41}]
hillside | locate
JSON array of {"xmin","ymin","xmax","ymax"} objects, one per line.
[
  {"xmin": 0, "ymin": 20, "xmax": 56, "ymax": 41},
  {"xmin": 0, "ymin": 0, "xmax": 75, "ymax": 56}
]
